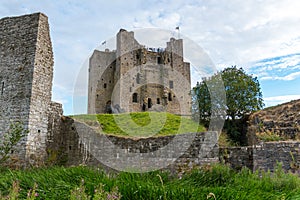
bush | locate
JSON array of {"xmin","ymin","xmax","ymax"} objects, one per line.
[{"xmin": 0, "ymin": 122, "xmax": 28, "ymax": 164}]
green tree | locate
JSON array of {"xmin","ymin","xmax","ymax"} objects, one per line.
[
  {"xmin": 192, "ymin": 72, "xmax": 227, "ymax": 128},
  {"xmin": 221, "ymin": 66, "xmax": 264, "ymax": 120},
  {"xmin": 192, "ymin": 66, "xmax": 264, "ymax": 144}
]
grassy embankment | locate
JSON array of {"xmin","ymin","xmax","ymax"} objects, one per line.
[{"xmin": 73, "ymin": 112, "xmax": 206, "ymax": 137}]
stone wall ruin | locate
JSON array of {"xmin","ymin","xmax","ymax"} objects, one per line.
[{"xmin": 0, "ymin": 13, "xmax": 62, "ymax": 166}]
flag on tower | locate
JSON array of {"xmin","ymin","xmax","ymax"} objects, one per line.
[
  {"xmin": 101, "ymin": 40, "xmax": 106, "ymax": 45},
  {"xmin": 175, "ymin": 26, "xmax": 179, "ymax": 30}
]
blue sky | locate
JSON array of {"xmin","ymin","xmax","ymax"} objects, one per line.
[{"xmin": 1, "ymin": 0, "xmax": 300, "ymax": 115}]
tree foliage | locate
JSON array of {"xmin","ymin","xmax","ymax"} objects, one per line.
[
  {"xmin": 193, "ymin": 66, "xmax": 264, "ymax": 123},
  {"xmin": 192, "ymin": 66, "xmax": 264, "ymax": 144},
  {"xmin": 221, "ymin": 66, "xmax": 264, "ymax": 120},
  {"xmin": 191, "ymin": 73, "xmax": 227, "ymax": 128}
]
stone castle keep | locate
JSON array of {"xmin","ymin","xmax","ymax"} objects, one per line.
[{"xmin": 88, "ymin": 29, "xmax": 191, "ymax": 115}]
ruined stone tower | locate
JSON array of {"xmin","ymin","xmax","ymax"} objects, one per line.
[
  {"xmin": 0, "ymin": 13, "xmax": 62, "ymax": 166},
  {"xmin": 88, "ymin": 29, "xmax": 191, "ymax": 115}
]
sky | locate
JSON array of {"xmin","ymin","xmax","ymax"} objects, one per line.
[{"xmin": 1, "ymin": 0, "xmax": 300, "ymax": 115}]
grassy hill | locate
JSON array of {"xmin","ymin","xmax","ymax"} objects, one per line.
[{"xmin": 73, "ymin": 112, "xmax": 205, "ymax": 138}]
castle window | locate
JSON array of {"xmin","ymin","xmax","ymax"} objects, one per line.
[
  {"xmin": 148, "ymin": 98, "xmax": 152, "ymax": 108},
  {"xmin": 136, "ymin": 73, "xmax": 140, "ymax": 84},
  {"xmin": 1, "ymin": 82, "xmax": 4, "ymax": 95},
  {"xmin": 136, "ymin": 53, "xmax": 140, "ymax": 60},
  {"xmin": 104, "ymin": 83, "xmax": 107, "ymax": 88},
  {"xmin": 157, "ymin": 56, "xmax": 162, "ymax": 64},
  {"xmin": 132, "ymin": 93, "xmax": 138, "ymax": 103},
  {"xmin": 168, "ymin": 93, "xmax": 172, "ymax": 101},
  {"xmin": 169, "ymin": 80, "xmax": 174, "ymax": 89},
  {"xmin": 157, "ymin": 98, "xmax": 160, "ymax": 104}
]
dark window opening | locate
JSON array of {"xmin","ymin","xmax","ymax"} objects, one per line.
[
  {"xmin": 157, "ymin": 57, "xmax": 162, "ymax": 64},
  {"xmin": 168, "ymin": 93, "xmax": 172, "ymax": 101},
  {"xmin": 104, "ymin": 83, "xmax": 107, "ymax": 88},
  {"xmin": 132, "ymin": 93, "xmax": 138, "ymax": 103},
  {"xmin": 157, "ymin": 98, "xmax": 160, "ymax": 104},
  {"xmin": 136, "ymin": 53, "xmax": 140, "ymax": 60},
  {"xmin": 38, "ymin": 130, "xmax": 41, "ymax": 133},
  {"xmin": 1, "ymin": 82, "xmax": 4, "ymax": 95},
  {"xmin": 136, "ymin": 73, "xmax": 140, "ymax": 84},
  {"xmin": 96, "ymin": 94, "xmax": 99, "ymax": 99},
  {"xmin": 105, "ymin": 101, "xmax": 112, "ymax": 113},
  {"xmin": 169, "ymin": 80, "xmax": 174, "ymax": 89},
  {"xmin": 142, "ymin": 103, "xmax": 146, "ymax": 111},
  {"xmin": 69, "ymin": 146, "xmax": 72, "ymax": 150},
  {"xmin": 148, "ymin": 98, "xmax": 152, "ymax": 108}
]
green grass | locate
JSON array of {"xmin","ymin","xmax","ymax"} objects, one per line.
[
  {"xmin": 73, "ymin": 112, "xmax": 205, "ymax": 138},
  {"xmin": 1, "ymin": 164, "xmax": 300, "ymax": 199}
]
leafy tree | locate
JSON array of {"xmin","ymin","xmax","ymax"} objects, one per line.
[
  {"xmin": 192, "ymin": 73, "xmax": 226, "ymax": 128},
  {"xmin": 221, "ymin": 66, "xmax": 264, "ymax": 121},
  {"xmin": 192, "ymin": 66, "xmax": 264, "ymax": 144}
]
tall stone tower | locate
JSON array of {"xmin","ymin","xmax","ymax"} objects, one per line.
[
  {"xmin": 88, "ymin": 29, "xmax": 191, "ymax": 116},
  {"xmin": 0, "ymin": 13, "xmax": 57, "ymax": 165}
]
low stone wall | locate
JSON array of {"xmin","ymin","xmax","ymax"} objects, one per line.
[
  {"xmin": 219, "ymin": 146, "xmax": 253, "ymax": 170},
  {"xmin": 220, "ymin": 141, "xmax": 300, "ymax": 173},
  {"xmin": 50, "ymin": 117, "xmax": 219, "ymax": 172}
]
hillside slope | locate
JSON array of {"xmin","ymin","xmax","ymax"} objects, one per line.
[
  {"xmin": 73, "ymin": 112, "xmax": 205, "ymax": 138},
  {"xmin": 247, "ymin": 99, "xmax": 300, "ymax": 144}
]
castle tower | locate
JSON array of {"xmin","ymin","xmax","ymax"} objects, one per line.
[
  {"xmin": 0, "ymin": 13, "xmax": 55, "ymax": 165},
  {"xmin": 88, "ymin": 29, "xmax": 191, "ymax": 116}
]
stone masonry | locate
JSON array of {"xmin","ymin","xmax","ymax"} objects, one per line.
[
  {"xmin": 0, "ymin": 13, "xmax": 62, "ymax": 166},
  {"xmin": 220, "ymin": 141, "xmax": 300, "ymax": 173},
  {"xmin": 53, "ymin": 117, "xmax": 219, "ymax": 172},
  {"xmin": 247, "ymin": 99, "xmax": 300, "ymax": 145},
  {"xmin": 88, "ymin": 29, "xmax": 191, "ymax": 116}
]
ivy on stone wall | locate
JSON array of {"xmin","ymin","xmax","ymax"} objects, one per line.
[{"xmin": 0, "ymin": 122, "xmax": 28, "ymax": 164}]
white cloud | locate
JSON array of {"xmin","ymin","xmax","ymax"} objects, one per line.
[
  {"xmin": 261, "ymin": 71, "xmax": 300, "ymax": 81},
  {"xmin": 1, "ymin": 0, "xmax": 300, "ymax": 114},
  {"xmin": 264, "ymin": 95, "xmax": 300, "ymax": 107}
]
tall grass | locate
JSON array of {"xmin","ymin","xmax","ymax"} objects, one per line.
[{"xmin": 1, "ymin": 164, "xmax": 300, "ymax": 199}]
